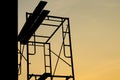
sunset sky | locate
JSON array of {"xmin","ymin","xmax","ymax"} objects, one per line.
[{"xmin": 18, "ymin": 0, "xmax": 120, "ymax": 80}]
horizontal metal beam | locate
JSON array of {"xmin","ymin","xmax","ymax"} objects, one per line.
[
  {"xmin": 29, "ymin": 74, "xmax": 73, "ymax": 78},
  {"xmin": 41, "ymin": 23, "xmax": 59, "ymax": 27},
  {"xmin": 47, "ymin": 15, "xmax": 68, "ymax": 19},
  {"xmin": 28, "ymin": 41, "xmax": 49, "ymax": 44},
  {"xmin": 32, "ymin": 35, "xmax": 50, "ymax": 38}
]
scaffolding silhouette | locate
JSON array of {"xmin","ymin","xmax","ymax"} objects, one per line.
[{"xmin": 18, "ymin": 1, "xmax": 75, "ymax": 80}]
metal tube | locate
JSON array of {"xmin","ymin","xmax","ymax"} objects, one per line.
[{"xmin": 67, "ymin": 18, "xmax": 75, "ymax": 80}]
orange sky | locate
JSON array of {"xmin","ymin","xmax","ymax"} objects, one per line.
[{"xmin": 18, "ymin": 0, "xmax": 120, "ymax": 80}]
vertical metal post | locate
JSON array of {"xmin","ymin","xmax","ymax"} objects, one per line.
[
  {"xmin": 43, "ymin": 44, "xmax": 46, "ymax": 72},
  {"xmin": 26, "ymin": 13, "xmax": 29, "ymax": 80},
  {"xmin": 61, "ymin": 19, "xmax": 66, "ymax": 57},
  {"xmin": 27, "ymin": 43, "xmax": 29, "ymax": 80},
  {"xmin": 67, "ymin": 18, "xmax": 75, "ymax": 80},
  {"xmin": 48, "ymin": 43, "xmax": 52, "ymax": 80}
]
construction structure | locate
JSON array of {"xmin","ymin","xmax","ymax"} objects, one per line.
[{"xmin": 18, "ymin": 1, "xmax": 75, "ymax": 80}]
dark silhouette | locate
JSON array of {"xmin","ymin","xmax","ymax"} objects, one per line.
[
  {"xmin": 18, "ymin": 1, "xmax": 48, "ymax": 44},
  {"xmin": 18, "ymin": 1, "xmax": 75, "ymax": 80},
  {"xmin": 38, "ymin": 73, "xmax": 51, "ymax": 80}
]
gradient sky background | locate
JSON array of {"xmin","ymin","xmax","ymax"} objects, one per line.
[{"xmin": 18, "ymin": 0, "xmax": 120, "ymax": 80}]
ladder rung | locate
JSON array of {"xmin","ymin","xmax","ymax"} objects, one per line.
[
  {"xmin": 45, "ymin": 54, "xmax": 50, "ymax": 56},
  {"xmin": 45, "ymin": 66, "xmax": 50, "ymax": 67},
  {"xmin": 64, "ymin": 44, "xmax": 70, "ymax": 46},
  {"xmin": 63, "ymin": 31, "xmax": 69, "ymax": 33}
]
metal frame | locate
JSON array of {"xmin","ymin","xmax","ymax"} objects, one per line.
[{"xmin": 18, "ymin": 12, "xmax": 75, "ymax": 80}]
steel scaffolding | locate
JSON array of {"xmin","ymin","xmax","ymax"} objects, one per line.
[{"xmin": 18, "ymin": 1, "xmax": 75, "ymax": 80}]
